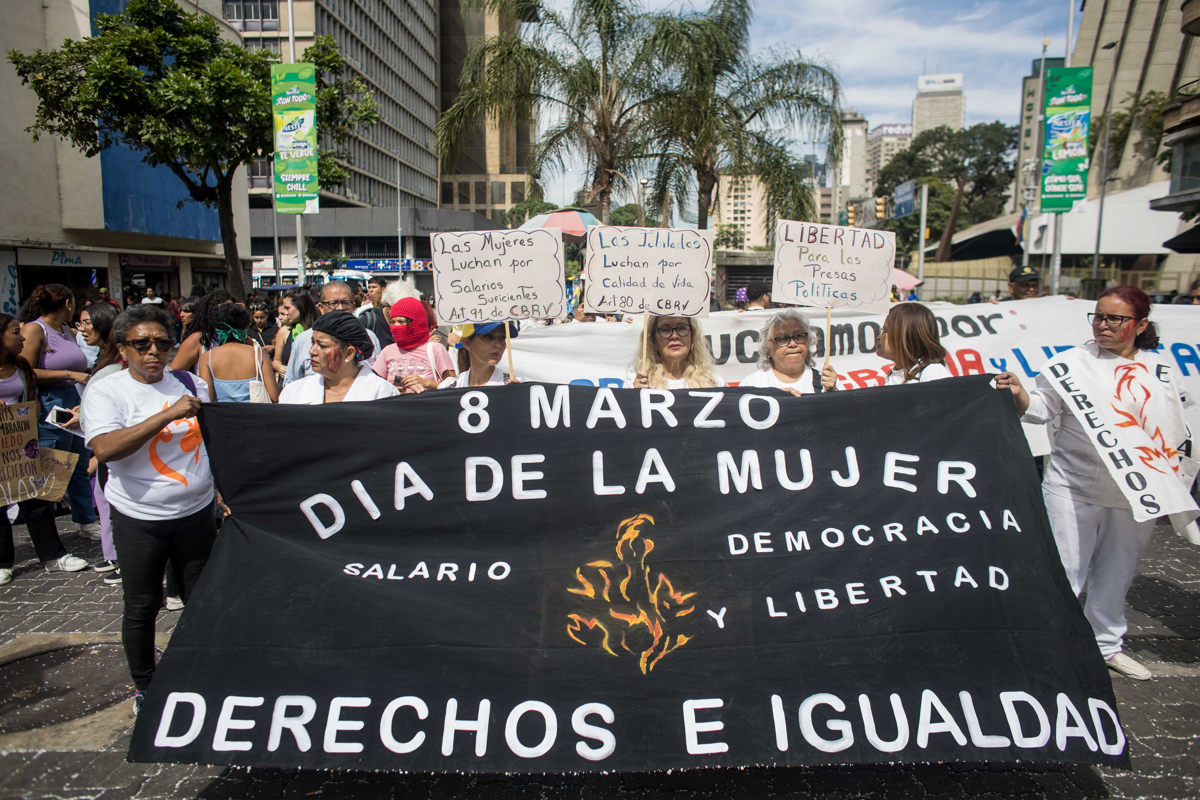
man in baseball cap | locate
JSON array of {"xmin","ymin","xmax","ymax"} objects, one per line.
[{"xmin": 1005, "ymin": 265, "xmax": 1041, "ymax": 301}]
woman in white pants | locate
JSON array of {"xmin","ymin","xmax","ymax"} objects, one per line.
[{"xmin": 996, "ymin": 286, "xmax": 1193, "ymax": 681}]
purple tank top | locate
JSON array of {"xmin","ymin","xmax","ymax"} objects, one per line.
[
  {"xmin": 35, "ymin": 319, "xmax": 89, "ymax": 373},
  {"xmin": 0, "ymin": 370, "xmax": 24, "ymax": 404}
]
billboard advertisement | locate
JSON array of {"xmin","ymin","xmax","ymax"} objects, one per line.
[
  {"xmin": 271, "ymin": 63, "xmax": 320, "ymax": 215},
  {"xmin": 1040, "ymin": 66, "xmax": 1093, "ymax": 214}
]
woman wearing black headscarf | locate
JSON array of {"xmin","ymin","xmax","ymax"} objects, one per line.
[{"xmin": 278, "ymin": 312, "xmax": 398, "ymax": 404}]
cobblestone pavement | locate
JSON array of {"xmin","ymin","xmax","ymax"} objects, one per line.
[{"xmin": 0, "ymin": 520, "xmax": 1197, "ymax": 800}]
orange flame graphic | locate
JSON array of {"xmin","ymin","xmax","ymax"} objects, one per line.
[
  {"xmin": 1110, "ymin": 363, "xmax": 1181, "ymax": 476},
  {"xmin": 566, "ymin": 514, "xmax": 696, "ymax": 674},
  {"xmin": 148, "ymin": 402, "xmax": 203, "ymax": 486}
]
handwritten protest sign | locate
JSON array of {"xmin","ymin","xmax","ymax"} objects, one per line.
[
  {"xmin": 584, "ymin": 227, "xmax": 713, "ymax": 317},
  {"xmin": 773, "ymin": 221, "xmax": 895, "ymax": 315},
  {"xmin": 0, "ymin": 402, "xmax": 78, "ymax": 505},
  {"xmin": 431, "ymin": 229, "xmax": 567, "ymax": 324}
]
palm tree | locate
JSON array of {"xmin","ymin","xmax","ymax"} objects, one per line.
[
  {"xmin": 436, "ymin": 0, "xmax": 721, "ymax": 224},
  {"xmin": 645, "ymin": 0, "xmax": 844, "ymax": 231}
]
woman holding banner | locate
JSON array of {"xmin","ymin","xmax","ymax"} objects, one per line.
[
  {"xmin": 877, "ymin": 303, "xmax": 952, "ymax": 385},
  {"xmin": 995, "ymin": 286, "xmax": 1193, "ymax": 681},
  {"xmin": 82, "ymin": 305, "xmax": 218, "ymax": 713},
  {"xmin": 627, "ymin": 316, "xmax": 723, "ymax": 389},
  {"xmin": 279, "ymin": 311, "xmax": 398, "ymax": 404},
  {"xmin": 441, "ymin": 322, "xmax": 522, "ymax": 387},
  {"xmin": 0, "ymin": 313, "xmax": 89, "ymax": 585},
  {"xmin": 740, "ymin": 309, "xmax": 838, "ymax": 394}
]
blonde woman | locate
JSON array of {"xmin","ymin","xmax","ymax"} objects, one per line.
[{"xmin": 626, "ymin": 315, "xmax": 723, "ymax": 389}]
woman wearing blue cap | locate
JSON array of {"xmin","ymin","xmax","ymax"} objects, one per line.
[{"xmin": 439, "ymin": 322, "xmax": 522, "ymax": 388}]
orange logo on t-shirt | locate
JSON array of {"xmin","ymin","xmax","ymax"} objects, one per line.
[{"xmin": 149, "ymin": 402, "xmax": 203, "ymax": 485}]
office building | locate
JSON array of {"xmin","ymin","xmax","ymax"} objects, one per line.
[
  {"xmin": 2, "ymin": 0, "xmax": 252, "ymax": 307},
  {"xmin": 437, "ymin": 1, "xmax": 535, "ymax": 225},
  {"xmin": 866, "ymin": 123, "xmax": 912, "ymax": 197},
  {"xmin": 225, "ymin": 0, "xmax": 440, "ymax": 210},
  {"xmin": 912, "ymin": 73, "xmax": 965, "ymax": 137}
]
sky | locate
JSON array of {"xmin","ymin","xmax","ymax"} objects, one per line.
[{"xmin": 540, "ymin": 0, "xmax": 1084, "ymax": 209}]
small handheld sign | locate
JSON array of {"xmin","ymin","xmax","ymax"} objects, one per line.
[
  {"xmin": 773, "ymin": 220, "xmax": 895, "ymax": 316},
  {"xmin": 584, "ymin": 227, "xmax": 713, "ymax": 318},
  {"xmin": 431, "ymin": 228, "xmax": 567, "ymax": 325}
]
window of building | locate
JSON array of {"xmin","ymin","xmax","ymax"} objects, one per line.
[
  {"xmin": 1171, "ymin": 136, "xmax": 1200, "ymax": 195},
  {"xmin": 511, "ymin": 182, "xmax": 525, "ymax": 203},
  {"xmin": 442, "ymin": 182, "xmax": 455, "ymax": 204},
  {"xmin": 491, "ymin": 181, "xmax": 505, "ymax": 205},
  {"xmin": 224, "ymin": 1, "xmax": 242, "ymax": 20},
  {"xmin": 458, "ymin": 181, "xmax": 470, "ymax": 205},
  {"xmin": 491, "ymin": 209, "xmax": 505, "ymax": 225},
  {"xmin": 475, "ymin": 181, "xmax": 487, "ymax": 205}
]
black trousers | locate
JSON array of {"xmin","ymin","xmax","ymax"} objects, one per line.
[
  {"xmin": 0, "ymin": 500, "xmax": 66, "ymax": 569},
  {"xmin": 111, "ymin": 501, "xmax": 217, "ymax": 690}
]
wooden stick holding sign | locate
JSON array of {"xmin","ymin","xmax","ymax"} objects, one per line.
[
  {"xmin": 641, "ymin": 314, "xmax": 650, "ymax": 375},
  {"xmin": 773, "ymin": 220, "xmax": 896, "ymax": 378},
  {"xmin": 430, "ymin": 227, "xmax": 567, "ymax": 383}
]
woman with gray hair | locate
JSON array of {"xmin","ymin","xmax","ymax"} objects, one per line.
[{"xmin": 739, "ymin": 308, "xmax": 839, "ymax": 395}]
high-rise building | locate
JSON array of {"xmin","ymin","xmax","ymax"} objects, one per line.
[
  {"xmin": 865, "ymin": 123, "xmax": 912, "ymax": 197},
  {"xmin": 912, "ymin": 73, "xmax": 965, "ymax": 137},
  {"xmin": 225, "ymin": 0, "xmax": 440, "ymax": 209},
  {"xmin": 711, "ymin": 175, "xmax": 769, "ymax": 249},
  {"xmin": 838, "ymin": 109, "xmax": 869, "ymax": 221},
  {"xmin": 437, "ymin": 1, "xmax": 535, "ymax": 226},
  {"xmin": 1011, "ymin": 58, "xmax": 1064, "ymax": 214}
]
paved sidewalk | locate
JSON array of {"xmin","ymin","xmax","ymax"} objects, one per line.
[{"xmin": 0, "ymin": 521, "xmax": 1197, "ymax": 800}]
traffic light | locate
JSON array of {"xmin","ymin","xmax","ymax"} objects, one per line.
[{"xmin": 847, "ymin": 204, "xmax": 856, "ymax": 226}]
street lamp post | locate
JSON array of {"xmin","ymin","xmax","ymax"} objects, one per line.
[
  {"xmin": 1092, "ymin": 41, "xmax": 1120, "ymax": 281},
  {"xmin": 393, "ymin": 150, "xmax": 403, "ymax": 268},
  {"xmin": 638, "ymin": 178, "xmax": 648, "ymax": 227},
  {"xmin": 1024, "ymin": 37, "xmax": 1051, "ymax": 270}
]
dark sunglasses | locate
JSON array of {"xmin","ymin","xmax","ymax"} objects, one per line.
[{"xmin": 123, "ymin": 337, "xmax": 175, "ymax": 354}]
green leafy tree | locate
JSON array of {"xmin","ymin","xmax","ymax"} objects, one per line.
[
  {"xmin": 876, "ymin": 123, "xmax": 1016, "ymax": 261},
  {"xmin": 437, "ymin": 0, "xmax": 720, "ymax": 223},
  {"xmin": 8, "ymin": 0, "xmax": 377, "ymax": 299},
  {"xmin": 714, "ymin": 224, "xmax": 745, "ymax": 249},
  {"xmin": 872, "ymin": 177, "xmax": 955, "ymax": 257},
  {"xmin": 644, "ymin": 0, "xmax": 842, "ymax": 231},
  {"xmin": 501, "ymin": 198, "xmax": 559, "ymax": 228},
  {"xmin": 609, "ymin": 202, "xmax": 659, "ymax": 226}
]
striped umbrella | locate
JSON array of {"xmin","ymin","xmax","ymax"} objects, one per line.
[{"xmin": 517, "ymin": 207, "xmax": 600, "ymax": 242}]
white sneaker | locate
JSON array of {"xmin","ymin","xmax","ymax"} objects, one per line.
[
  {"xmin": 165, "ymin": 595, "xmax": 184, "ymax": 611},
  {"xmin": 1107, "ymin": 651, "xmax": 1153, "ymax": 681},
  {"xmin": 0, "ymin": 568, "xmax": 12, "ymax": 586},
  {"xmin": 78, "ymin": 521, "xmax": 102, "ymax": 540},
  {"xmin": 46, "ymin": 554, "xmax": 89, "ymax": 573}
]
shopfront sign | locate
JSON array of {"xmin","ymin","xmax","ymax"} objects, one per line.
[{"xmin": 17, "ymin": 248, "xmax": 108, "ymax": 269}]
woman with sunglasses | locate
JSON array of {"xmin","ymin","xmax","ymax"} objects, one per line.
[
  {"xmin": 626, "ymin": 315, "xmax": 722, "ymax": 389},
  {"xmin": 81, "ymin": 305, "xmax": 217, "ymax": 713},
  {"xmin": 995, "ymin": 286, "xmax": 1189, "ymax": 682},
  {"xmin": 439, "ymin": 322, "xmax": 522, "ymax": 387},
  {"xmin": 740, "ymin": 309, "xmax": 838, "ymax": 394}
]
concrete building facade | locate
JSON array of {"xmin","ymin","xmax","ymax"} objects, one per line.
[
  {"xmin": 2, "ymin": 0, "xmax": 253, "ymax": 310},
  {"xmin": 711, "ymin": 176, "xmax": 770, "ymax": 250},
  {"xmin": 838, "ymin": 109, "xmax": 870, "ymax": 222},
  {"xmin": 912, "ymin": 73, "xmax": 965, "ymax": 137},
  {"xmin": 866, "ymin": 123, "xmax": 912, "ymax": 197},
  {"xmin": 1012, "ymin": 57, "xmax": 1065, "ymax": 215},
  {"xmin": 226, "ymin": 0, "xmax": 441, "ymax": 210},
  {"xmin": 437, "ymin": 1, "xmax": 535, "ymax": 226}
]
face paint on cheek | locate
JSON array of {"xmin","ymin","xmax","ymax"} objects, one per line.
[{"xmin": 325, "ymin": 349, "xmax": 342, "ymax": 373}]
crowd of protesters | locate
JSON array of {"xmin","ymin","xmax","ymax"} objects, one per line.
[{"xmin": 0, "ymin": 274, "xmax": 1187, "ymax": 710}]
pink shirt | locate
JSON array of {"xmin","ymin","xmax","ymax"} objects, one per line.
[{"xmin": 372, "ymin": 342, "xmax": 455, "ymax": 391}]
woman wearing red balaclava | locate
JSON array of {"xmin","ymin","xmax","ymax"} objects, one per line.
[{"xmin": 371, "ymin": 297, "xmax": 456, "ymax": 393}]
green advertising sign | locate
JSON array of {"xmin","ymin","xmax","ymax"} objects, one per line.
[
  {"xmin": 272, "ymin": 63, "xmax": 319, "ymax": 214},
  {"xmin": 1040, "ymin": 66, "xmax": 1092, "ymax": 213}
]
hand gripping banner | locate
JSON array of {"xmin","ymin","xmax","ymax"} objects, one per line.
[{"xmin": 130, "ymin": 377, "xmax": 1129, "ymax": 772}]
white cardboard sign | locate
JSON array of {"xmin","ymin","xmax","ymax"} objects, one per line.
[
  {"xmin": 773, "ymin": 220, "xmax": 895, "ymax": 314},
  {"xmin": 431, "ymin": 228, "xmax": 567, "ymax": 324},
  {"xmin": 584, "ymin": 227, "xmax": 712, "ymax": 317}
]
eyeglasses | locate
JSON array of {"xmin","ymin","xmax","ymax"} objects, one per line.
[
  {"xmin": 123, "ymin": 337, "xmax": 174, "ymax": 354},
  {"xmin": 655, "ymin": 324, "xmax": 692, "ymax": 339},
  {"xmin": 771, "ymin": 332, "xmax": 808, "ymax": 347},
  {"xmin": 318, "ymin": 299, "xmax": 355, "ymax": 310},
  {"xmin": 1088, "ymin": 312, "xmax": 1137, "ymax": 329}
]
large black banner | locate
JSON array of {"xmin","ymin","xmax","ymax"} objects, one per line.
[{"xmin": 130, "ymin": 376, "xmax": 1129, "ymax": 771}]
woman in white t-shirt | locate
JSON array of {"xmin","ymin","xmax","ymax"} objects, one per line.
[
  {"xmin": 625, "ymin": 315, "xmax": 723, "ymax": 389},
  {"xmin": 877, "ymin": 303, "xmax": 953, "ymax": 386},
  {"xmin": 739, "ymin": 309, "xmax": 838, "ymax": 395},
  {"xmin": 440, "ymin": 321, "xmax": 523, "ymax": 388},
  {"xmin": 81, "ymin": 305, "xmax": 217, "ymax": 714},
  {"xmin": 279, "ymin": 311, "xmax": 399, "ymax": 405}
]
